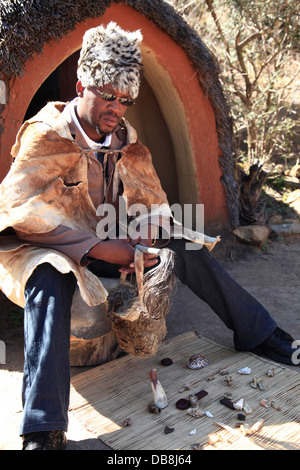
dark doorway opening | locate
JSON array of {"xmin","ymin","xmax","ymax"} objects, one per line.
[{"xmin": 24, "ymin": 51, "xmax": 80, "ymax": 121}]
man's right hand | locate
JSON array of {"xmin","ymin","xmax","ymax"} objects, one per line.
[
  {"xmin": 88, "ymin": 238, "xmax": 135, "ymax": 266},
  {"xmin": 88, "ymin": 237, "xmax": 159, "ymax": 273}
]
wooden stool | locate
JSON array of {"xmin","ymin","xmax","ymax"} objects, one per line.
[{"xmin": 69, "ymin": 278, "xmax": 123, "ymax": 367}]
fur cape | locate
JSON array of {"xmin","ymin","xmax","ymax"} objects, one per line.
[{"xmin": 0, "ymin": 101, "xmax": 219, "ymax": 309}]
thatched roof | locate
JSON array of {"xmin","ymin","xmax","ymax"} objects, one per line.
[{"xmin": 0, "ymin": 0, "xmax": 239, "ymax": 226}]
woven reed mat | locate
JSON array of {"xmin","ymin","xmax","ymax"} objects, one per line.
[{"xmin": 70, "ymin": 332, "xmax": 300, "ymax": 450}]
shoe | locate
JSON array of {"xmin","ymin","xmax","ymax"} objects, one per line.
[
  {"xmin": 251, "ymin": 327, "xmax": 298, "ymax": 365},
  {"xmin": 22, "ymin": 430, "xmax": 67, "ymax": 450}
]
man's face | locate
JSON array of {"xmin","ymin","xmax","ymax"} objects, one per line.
[{"xmin": 75, "ymin": 81, "xmax": 132, "ymax": 142}]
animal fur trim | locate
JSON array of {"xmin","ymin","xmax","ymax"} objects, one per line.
[{"xmin": 77, "ymin": 22, "xmax": 143, "ymax": 99}]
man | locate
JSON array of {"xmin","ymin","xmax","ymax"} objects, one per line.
[{"xmin": 0, "ymin": 22, "xmax": 297, "ymax": 450}]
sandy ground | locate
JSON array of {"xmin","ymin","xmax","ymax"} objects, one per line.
[{"xmin": 1, "ymin": 236, "xmax": 300, "ymax": 450}]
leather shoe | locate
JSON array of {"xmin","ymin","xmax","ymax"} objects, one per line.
[
  {"xmin": 251, "ymin": 327, "xmax": 298, "ymax": 365},
  {"xmin": 22, "ymin": 430, "xmax": 67, "ymax": 450}
]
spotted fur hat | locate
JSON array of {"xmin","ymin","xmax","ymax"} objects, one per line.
[{"xmin": 77, "ymin": 22, "xmax": 143, "ymax": 99}]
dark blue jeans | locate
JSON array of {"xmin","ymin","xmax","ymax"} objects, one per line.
[
  {"xmin": 20, "ymin": 264, "xmax": 76, "ymax": 436},
  {"xmin": 20, "ymin": 241, "xmax": 276, "ymax": 435},
  {"xmin": 168, "ymin": 239, "xmax": 276, "ymax": 351}
]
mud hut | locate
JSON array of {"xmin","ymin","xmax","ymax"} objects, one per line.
[{"xmin": 0, "ymin": 0, "xmax": 239, "ymax": 229}]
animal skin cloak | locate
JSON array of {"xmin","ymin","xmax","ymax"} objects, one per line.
[{"xmin": 0, "ymin": 102, "xmax": 219, "ymax": 309}]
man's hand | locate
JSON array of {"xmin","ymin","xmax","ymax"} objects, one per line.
[
  {"xmin": 119, "ymin": 248, "xmax": 158, "ymax": 275},
  {"xmin": 88, "ymin": 234, "xmax": 159, "ymax": 274},
  {"xmin": 88, "ymin": 238, "xmax": 136, "ymax": 266},
  {"xmin": 119, "ymin": 224, "xmax": 159, "ymax": 274}
]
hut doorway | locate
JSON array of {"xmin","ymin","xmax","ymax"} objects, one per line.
[{"xmin": 24, "ymin": 50, "xmax": 179, "ymax": 206}]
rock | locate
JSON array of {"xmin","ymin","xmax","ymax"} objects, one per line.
[
  {"xmin": 267, "ymin": 214, "xmax": 283, "ymax": 225},
  {"xmin": 290, "ymin": 161, "xmax": 300, "ymax": 178},
  {"xmin": 269, "ymin": 222, "xmax": 300, "ymax": 236},
  {"xmin": 233, "ymin": 225, "xmax": 271, "ymax": 247},
  {"xmin": 283, "ymin": 218, "xmax": 300, "ymax": 224},
  {"xmin": 273, "ymin": 164, "xmax": 285, "ymax": 175},
  {"xmin": 283, "ymin": 176, "xmax": 300, "ymax": 189},
  {"xmin": 284, "ymin": 190, "xmax": 300, "ymax": 215}
]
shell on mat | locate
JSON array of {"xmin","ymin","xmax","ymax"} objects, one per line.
[{"xmin": 187, "ymin": 354, "xmax": 209, "ymax": 369}]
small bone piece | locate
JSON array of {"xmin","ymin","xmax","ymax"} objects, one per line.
[
  {"xmin": 250, "ymin": 419, "xmax": 264, "ymax": 433},
  {"xmin": 271, "ymin": 400, "xmax": 281, "ymax": 411},
  {"xmin": 243, "ymin": 400, "xmax": 253, "ymax": 414},
  {"xmin": 257, "ymin": 379, "xmax": 266, "ymax": 391},
  {"xmin": 188, "ymin": 394, "xmax": 199, "ymax": 407},
  {"xmin": 267, "ymin": 368, "xmax": 275, "ymax": 377},
  {"xmin": 260, "ymin": 399, "xmax": 269, "ymax": 408},
  {"xmin": 209, "ymin": 434, "xmax": 230, "ymax": 445},
  {"xmin": 187, "ymin": 406, "xmax": 205, "ymax": 418},
  {"xmin": 233, "ymin": 398, "xmax": 244, "ymax": 411},
  {"xmin": 206, "ymin": 375, "xmax": 215, "ymax": 382},
  {"xmin": 224, "ymin": 376, "xmax": 233, "ymax": 386},
  {"xmin": 219, "ymin": 368, "xmax": 229, "ymax": 375},
  {"xmin": 191, "ymin": 442, "xmax": 201, "ymax": 450},
  {"xmin": 250, "ymin": 378, "xmax": 258, "ymax": 389},
  {"xmin": 122, "ymin": 418, "xmax": 131, "ymax": 427},
  {"xmin": 209, "ymin": 434, "xmax": 221, "ymax": 445},
  {"xmin": 148, "ymin": 403, "xmax": 161, "ymax": 414},
  {"xmin": 240, "ymin": 424, "xmax": 251, "ymax": 436},
  {"xmin": 240, "ymin": 419, "xmax": 264, "ymax": 436},
  {"xmin": 214, "ymin": 421, "xmax": 241, "ymax": 437},
  {"xmin": 178, "ymin": 383, "xmax": 190, "ymax": 393}
]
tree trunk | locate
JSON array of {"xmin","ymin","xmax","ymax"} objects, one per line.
[{"xmin": 238, "ymin": 162, "xmax": 269, "ymax": 224}]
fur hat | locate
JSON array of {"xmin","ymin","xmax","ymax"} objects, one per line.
[{"xmin": 77, "ymin": 22, "xmax": 143, "ymax": 99}]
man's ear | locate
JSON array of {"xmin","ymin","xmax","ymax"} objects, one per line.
[{"xmin": 76, "ymin": 80, "xmax": 84, "ymax": 97}]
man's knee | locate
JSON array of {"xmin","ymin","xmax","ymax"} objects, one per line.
[
  {"xmin": 168, "ymin": 238, "xmax": 209, "ymax": 258},
  {"xmin": 25, "ymin": 263, "xmax": 76, "ymax": 294}
]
